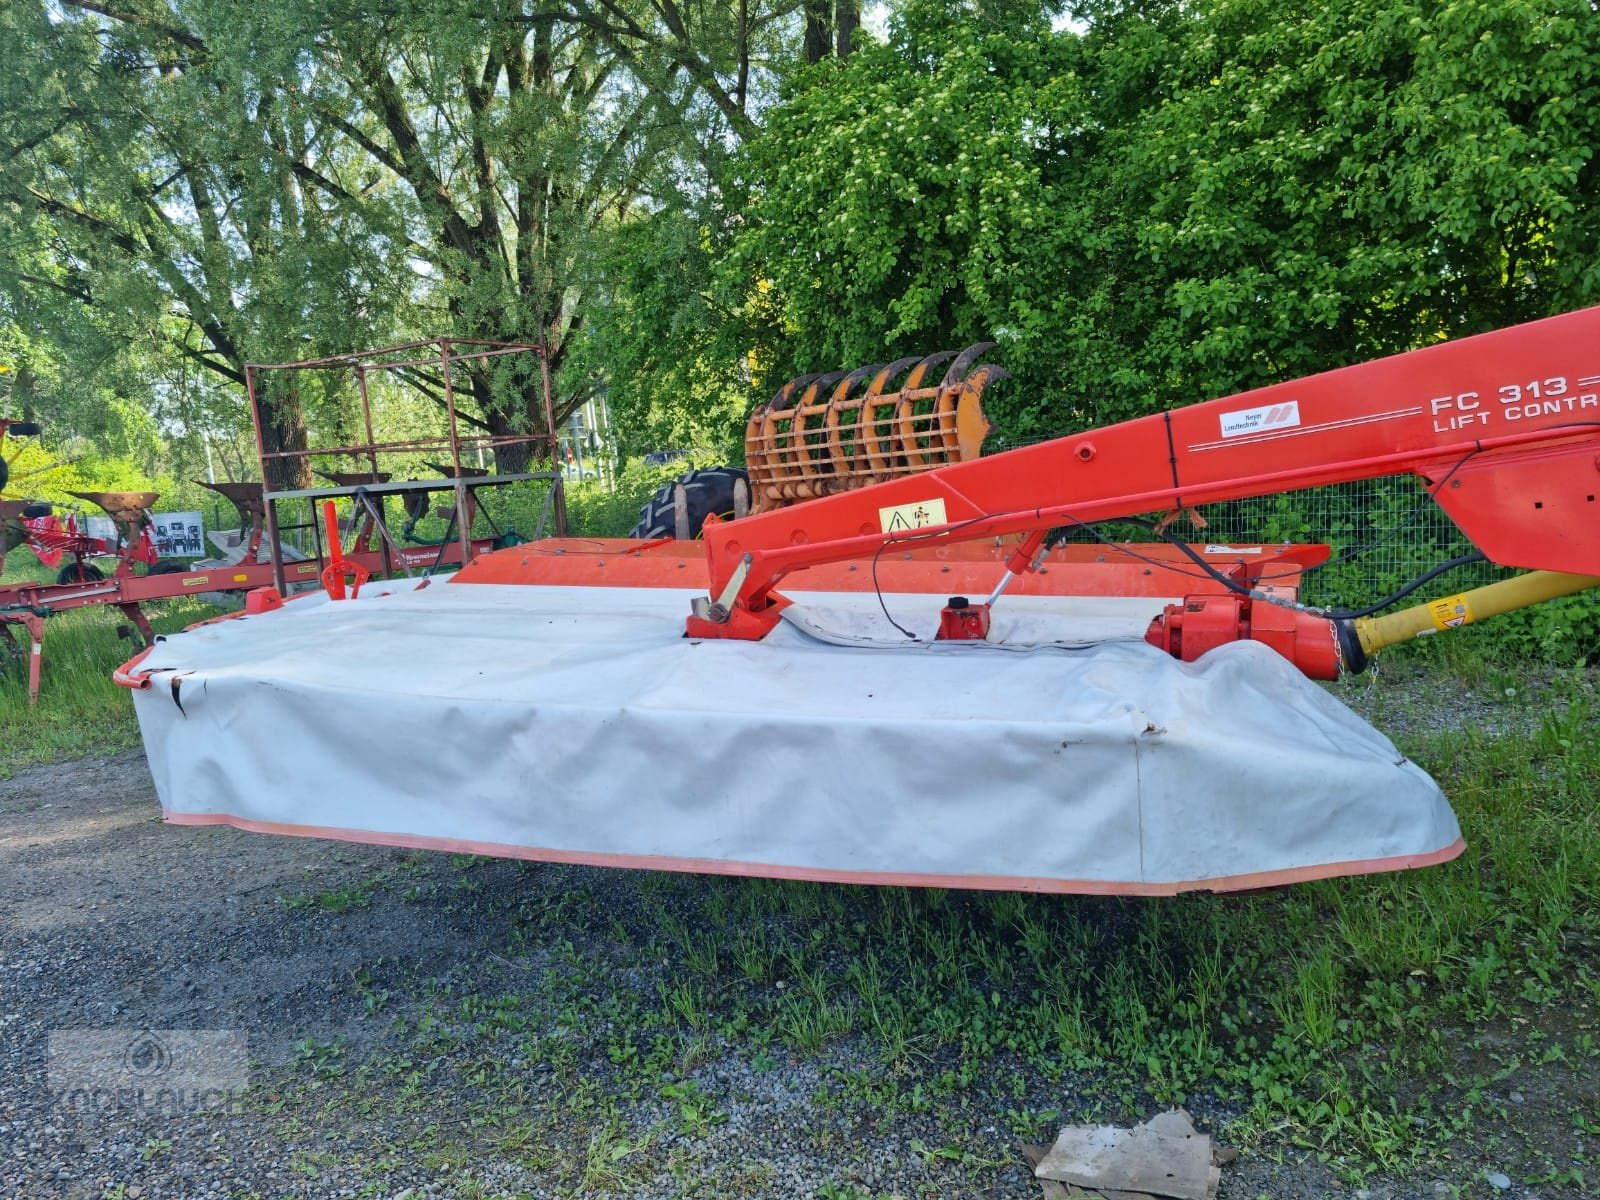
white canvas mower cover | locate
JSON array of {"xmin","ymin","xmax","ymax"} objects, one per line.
[{"xmin": 125, "ymin": 577, "xmax": 1461, "ymax": 894}]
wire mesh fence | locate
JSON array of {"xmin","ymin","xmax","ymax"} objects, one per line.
[
  {"xmin": 1195, "ymin": 477, "xmax": 1498, "ymax": 609},
  {"xmin": 989, "ymin": 428, "xmax": 1499, "ymax": 609},
  {"xmin": 1044, "ymin": 476, "xmax": 1496, "ymax": 608}
]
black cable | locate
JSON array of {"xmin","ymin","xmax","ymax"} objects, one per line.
[
  {"xmin": 1148, "ymin": 522, "xmax": 1492, "ymax": 619},
  {"xmin": 1305, "ymin": 448, "xmax": 1477, "ymax": 573},
  {"xmin": 1090, "ymin": 446, "xmax": 1485, "ymax": 596},
  {"xmin": 802, "ymin": 423, "xmax": 1600, "ymax": 638},
  {"xmin": 1124, "ymin": 446, "xmax": 1480, "ymax": 593},
  {"xmin": 866, "ymin": 506, "xmax": 1296, "ymax": 637},
  {"xmin": 1043, "ymin": 513, "xmax": 1262, "ymax": 590},
  {"xmin": 869, "ymin": 511, "xmax": 1006, "ymax": 639},
  {"xmin": 1326, "ymin": 552, "xmax": 1487, "ymax": 619},
  {"xmin": 1153, "ymin": 527, "xmax": 1258, "ymax": 596},
  {"xmin": 870, "ymin": 537, "xmax": 919, "ymax": 639},
  {"xmin": 871, "ymin": 493, "xmax": 1489, "ymax": 635}
]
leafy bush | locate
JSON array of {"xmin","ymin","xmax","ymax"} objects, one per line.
[{"xmin": 563, "ymin": 460, "xmax": 692, "ymax": 538}]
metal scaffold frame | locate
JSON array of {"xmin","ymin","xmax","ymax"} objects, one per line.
[{"xmin": 244, "ymin": 338, "xmax": 566, "ymax": 594}]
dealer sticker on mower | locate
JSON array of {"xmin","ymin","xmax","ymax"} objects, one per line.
[{"xmin": 1219, "ymin": 400, "xmax": 1301, "ymax": 438}]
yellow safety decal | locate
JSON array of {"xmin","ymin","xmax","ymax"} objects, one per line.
[
  {"xmin": 233, "ymin": 573, "xmax": 248, "ymax": 582},
  {"xmin": 878, "ymin": 498, "xmax": 948, "ymax": 534},
  {"xmin": 183, "ymin": 576, "xmax": 208, "ymax": 586},
  {"xmin": 1428, "ymin": 593, "xmax": 1473, "ymax": 631}
]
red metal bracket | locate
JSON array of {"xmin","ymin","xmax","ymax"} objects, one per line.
[
  {"xmin": 936, "ymin": 597, "xmax": 992, "ymax": 641},
  {"xmin": 320, "ymin": 500, "xmax": 371, "ymax": 600}
]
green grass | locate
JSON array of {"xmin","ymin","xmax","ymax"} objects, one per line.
[
  {"xmin": 243, "ymin": 654, "xmax": 1597, "ymax": 1191},
  {"xmin": 4, "ymin": 529, "xmax": 1596, "ymax": 1188},
  {"xmin": 0, "ymin": 551, "xmax": 223, "ymax": 771},
  {"xmin": 252, "ymin": 749, "xmax": 1596, "ymax": 1189}
]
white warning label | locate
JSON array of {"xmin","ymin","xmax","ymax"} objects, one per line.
[
  {"xmin": 878, "ymin": 498, "xmax": 948, "ymax": 533},
  {"xmin": 1219, "ymin": 400, "xmax": 1301, "ymax": 438}
]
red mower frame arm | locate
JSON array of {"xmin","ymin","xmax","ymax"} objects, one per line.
[{"xmin": 689, "ymin": 307, "xmax": 1600, "ymax": 641}]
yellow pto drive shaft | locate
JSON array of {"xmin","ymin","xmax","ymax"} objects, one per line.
[{"xmin": 1337, "ymin": 571, "xmax": 1600, "ymax": 672}]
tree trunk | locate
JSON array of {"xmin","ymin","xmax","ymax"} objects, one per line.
[
  {"xmin": 253, "ymin": 377, "xmax": 314, "ymax": 490},
  {"xmin": 487, "ymin": 407, "xmax": 536, "ymax": 475},
  {"xmin": 480, "ymin": 392, "xmax": 572, "ymax": 536},
  {"xmin": 466, "ymin": 354, "xmax": 561, "ymax": 478},
  {"xmin": 804, "ymin": 0, "xmax": 832, "ymax": 64},
  {"xmin": 835, "ymin": 0, "xmax": 857, "ymax": 58},
  {"xmin": 11, "ymin": 365, "xmax": 36, "ymax": 421},
  {"xmin": 474, "ymin": 366, "xmax": 536, "ymax": 475}
]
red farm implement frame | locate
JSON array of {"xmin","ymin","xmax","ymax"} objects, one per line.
[{"xmin": 0, "ymin": 339, "xmax": 562, "ymax": 703}]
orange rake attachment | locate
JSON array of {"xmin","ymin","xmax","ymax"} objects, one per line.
[{"xmin": 744, "ymin": 344, "xmax": 1005, "ymax": 513}]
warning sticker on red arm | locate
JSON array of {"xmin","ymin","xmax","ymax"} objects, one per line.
[{"xmin": 878, "ymin": 499, "xmax": 948, "ymax": 533}]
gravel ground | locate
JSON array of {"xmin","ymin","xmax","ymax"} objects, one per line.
[{"xmin": 0, "ymin": 735, "xmax": 1589, "ymax": 1200}]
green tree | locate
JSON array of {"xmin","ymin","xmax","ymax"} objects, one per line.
[
  {"xmin": 0, "ymin": 0, "xmax": 412, "ymax": 486},
  {"xmin": 726, "ymin": 0, "xmax": 1110, "ymax": 438},
  {"xmin": 1110, "ymin": 0, "xmax": 1600, "ymax": 399},
  {"xmin": 2, "ymin": 0, "xmax": 806, "ymax": 476},
  {"xmin": 569, "ymin": 208, "xmax": 754, "ymax": 459},
  {"xmin": 725, "ymin": 0, "xmax": 1600, "ymax": 442}
]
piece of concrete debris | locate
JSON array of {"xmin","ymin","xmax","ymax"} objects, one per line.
[
  {"xmin": 1020, "ymin": 1145, "xmax": 1073, "ymax": 1200},
  {"xmin": 1029, "ymin": 1109, "xmax": 1226, "ymax": 1200},
  {"xmin": 1023, "ymin": 1142, "xmax": 1158, "ymax": 1200}
]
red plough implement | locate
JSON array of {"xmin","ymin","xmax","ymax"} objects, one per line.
[
  {"xmin": 0, "ymin": 483, "xmax": 506, "ymax": 704},
  {"xmin": 8, "ymin": 339, "xmax": 561, "ymax": 703}
]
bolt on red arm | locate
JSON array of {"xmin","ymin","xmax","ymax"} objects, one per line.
[{"xmin": 688, "ymin": 306, "xmax": 1600, "ymax": 672}]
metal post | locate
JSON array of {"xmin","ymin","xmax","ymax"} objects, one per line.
[
  {"xmin": 537, "ymin": 336, "xmax": 568, "ymax": 536},
  {"xmin": 356, "ymin": 366, "xmax": 383, "ymax": 480},
  {"xmin": 244, "ymin": 364, "xmax": 267, "ymax": 471},
  {"xmin": 23, "ymin": 613, "xmax": 44, "ymax": 706},
  {"xmin": 264, "ymin": 495, "xmax": 286, "ymax": 594},
  {"xmin": 353, "ymin": 369, "xmax": 393, "ymax": 579},
  {"xmin": 453, "ymin": 479, "xmax": 472, "ymax": 567},
  {"xmin": 247, "ymin": 364, "xmax": 290, "ymax": 594},
  {"xmin": 440, "ymin": 340, "xmax": 465, "ymax": 478},
  {"xmin": 439, "ymin": 341, "xmax": 474, "ymax": 566}
]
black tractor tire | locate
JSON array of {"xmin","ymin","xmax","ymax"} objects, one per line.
[
  {"xmin": 21, "ymin": 502, "xmax": 52, "ymax": 519},
  {"xmin": 148, "ymin": 560, "xmax": 188, "ymax": 575},
  {"xmin": 629, "ymin": 467, "xmax": 750, "ymax": 539},
  {"xmin": 57, "ymin": 562, "xmax": 105, "ymax": 584}
]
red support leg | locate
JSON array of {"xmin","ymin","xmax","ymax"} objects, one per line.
[
  {"xmin": 117, "ymin": 603, "xmax": 156, "ymax": 648},
  {"xmin": 22, "ymin": 613, "xmax": 44, "ymax": 706}
]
